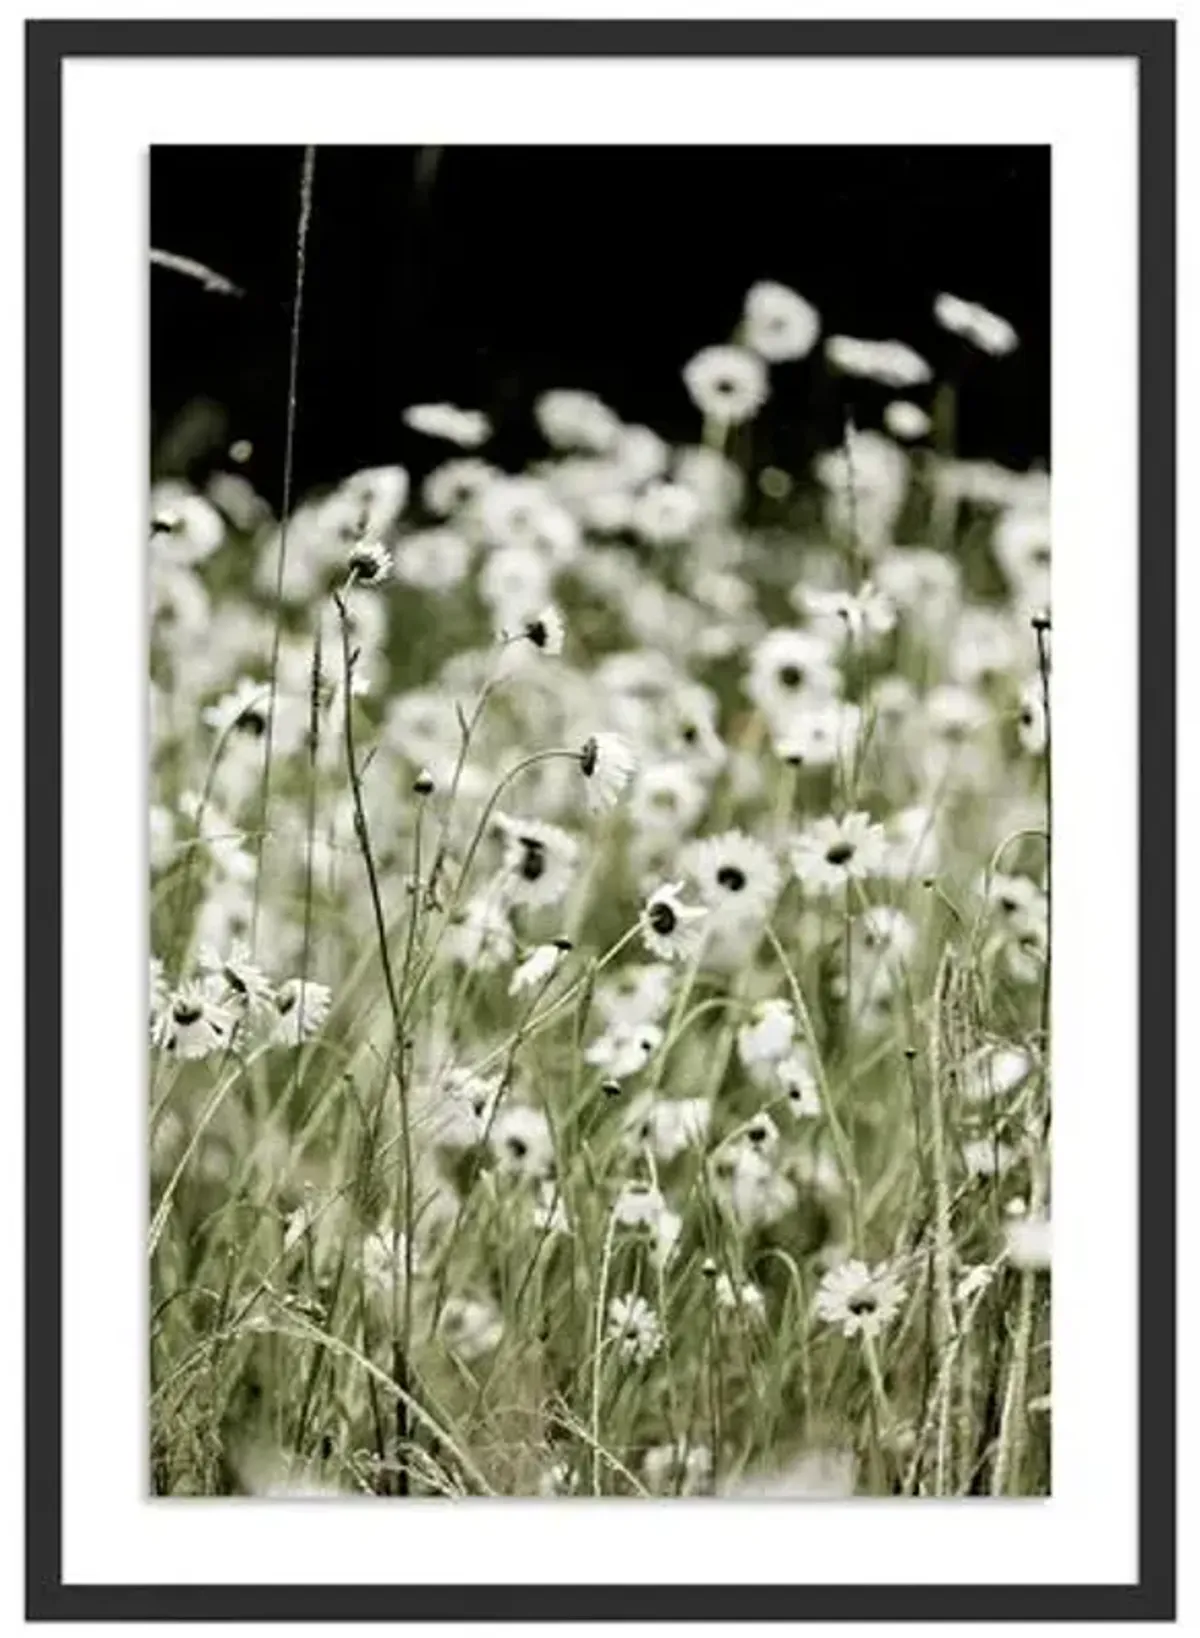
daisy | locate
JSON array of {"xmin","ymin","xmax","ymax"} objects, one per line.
[
  {"xmin": 198, "ymin": 939, "xmax": 275, "ymax": 1021},
  {"xmin": 393, "ymin": 527, "xmax": 471, "ymax": 593},
  {"xmin": 883, "ymin": 399, "xmax": 932, "ymax": 440},
  {"xmin": 742, "ymin": 280, "xmax": 820, "ymax": 362},
  {"xmin": 772, "ymin": 700, "xmax": 862, "ymax": 772},
  {"xmin": 150, "ymin": 482, "xmax": 226, "ymax": 566},
  {"xmin": 578, "ymin": 732, "xmax": 637, "ymax": 813},
  {"xmin": 958, "ymin": 1044, "xmax": 1034, "ymax": 1103},
  {"xmin": 509, "ymin": 939, "xmax": 571, "ymax": 996},
  {"xmin": 713, "ymin": 1273, "xmax": 767, "ymax": 1323},
  {"xmin": 422, "ymin": 457, "xmax": 499, "ymax": 518},
  {"xmin": 201, "ymin": 677, "xmax": 271, "ymax": 741},
  {"xmin": 272, "ymin": 978, "xmax": 332, "ymax": 1047},
  {"xmin": 824, "ymin": 335, "xmax": 932, "ymax": 388},
  {"xmin": 630, "ymin": 479, "xmax": 704, "ymax": 549},
  {"xmin": 443, "ymin": 895, "xmax": 516, "ymax": 972},
  {"xmin": 606, "ymin": 1293, "xmax": 663, "ymax": 1364},
  {"xmin": 439, "ymin": 1295, "xmax": 503, "ymax": 1362},
  {"xmin": 794, "ymin": 581, "xmax": 897, "ymax": 647},
  {"xmin": 424, "ymin": 1065, "xmax": 502, "ymax": 1152},
  {"xmin": 518, "ymin": 604, "xmax": 565, "ymax": 656},
  {"xmin": 628, "ymin": 762, "xmax": 708, "ymax": 838},
  {"xmin": 480, "ymin": 476, "xmax": 580, "ymax": 565},
  {"xmin": 402, "ymin": 401, "xmax": 491, "ymax": 448},
  {"xmin": 594, "ymin": 964, "xmax": 675, "ymax": 1028},
  {"xmin": 680, "ymin": 829, "xmax": 781, "ymax": 926},
  {"xmin": 778, "ymin": 1049, "xmax": 821, "ymax": 1118},
  {"xmin": 790, "ymin": 812, "xmax": 888, "ymax": 896},
  {"xmin": 346, "ymin": 539, "xmax": 392, "ymax": 586},
  {"xmin": 640, "ymin": 881, "xmax": 709, "ymax": 963},
  {"xmin": 743, "ymin": 1110, "xmax": 782, "ymax": 1156},
  {"xmin": 934, "ymin": 292, "xmax": 1019, "ymax": 356},
  {"xmin": 1005, "ymin": 1212, "xmax": 1052, "ymax": 1271},
  {"xmin": 154, "ymin": 978, "xmax": 235, "ymax": 1059},
  {"xmin": 489, "ymin": 1103, "xmax": 555, "ymax": 1182},
  {"xmin": 711, "ymin": 1142, "xmax": 798, "ymax": 1233},
  {"xmin": 534, "ymin": 388, "xmax": 622, "ymax": 454},
  {"xmin": 851, "ymin": 907, "xmax": 917, "ymax": 970},
  {"xmin": 814, "ymin": 1259, "xmax": 907, "ymax": 1339},
  {"xmin": 737, "ymin": 998, "xmax": 796, "ymax": 1079},
  {"xmin": 1016, "ymin": 677, "xmax": 1048, "ymax": 755},
  {"xmin": 745, "ymin": 629, "xmax": 841, "ymax": 727},
  {"xmin": 585, "ymin": 1020, "xmax": 664, "ymax": 1079},
  {"xmin": 632, "ymin": 1097, "xmax": 712, "ymax": 1164},
  {"xmin": 612, "ymin": 1180, "xmax": 670, "ymax": 1232},
  {"xmin": 495, "ymin": 816, "xmax": 579, "ymax": 910},
  {"xmin": 682, "ymin": 344, "xmax": 769, "ymax": 427}
]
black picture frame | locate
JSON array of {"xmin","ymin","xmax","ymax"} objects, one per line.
[{"xmin": 25, "ymin": 17, "xmax": 1176, "ymax": 1624}]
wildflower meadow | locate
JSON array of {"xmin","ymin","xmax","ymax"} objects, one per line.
[{"xmin": 149, "ymin": 150, "xmax": 1051, "ymax": 1500}]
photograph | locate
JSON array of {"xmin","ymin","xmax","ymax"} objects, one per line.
[{"xmin": 147, "ymin": 142, "xmax": 1053, "ymax": 1502}]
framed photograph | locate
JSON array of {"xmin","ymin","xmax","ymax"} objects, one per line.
[{"xmin": 26, "ymin": 14, "xmax": 1176, "ymax": 1623}]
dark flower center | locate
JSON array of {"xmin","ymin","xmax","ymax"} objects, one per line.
[
  {"xmin": 847, "ymin": 1294, "xmax": 878, "ymax": 1316},
  {"xmin": 236, "ymin": 708, "xmax": 267, "ymax": 737},
  {"xmin": 506, "ymin": 1136, "xmax": 528, "ymax": 1160},
  {"xmin": 649, "ymin": 901, "xmax": 677, "ymax": 936},
  {"xmin": 223, "ymin": 966, "xmax": 247, "ymax": 995},
  {"xmin": 277, "ymin": 990, "xmax": 296, "ymax": 1015},
  {"xmin": 172, "ymin": 1001, "xmax": 202, "ymax": 1026},
  {"xmin": 580, "ymin": 737, "xmax": 598, "ymax": 777},
  {"xmin": 778, "ymin": 664, "xmax": 804, "ymax": 690},
  {"xmin": 526, "ymin": 619, "xmax": 548, "ymax": 649},
  {"xmin": 748, "ymin": 1124, "xmax": 769, "ymax": 1145},
  {"xmin": 519, "ymin": 839, "xmax": 547, "ymax": 882},
  {"xmin": 825, "ymin": 841, "xmax": 855, "ymax": 866},
  {"xmin": 716, "ymin": 865, "xmax": 747, "ymax": 892}
]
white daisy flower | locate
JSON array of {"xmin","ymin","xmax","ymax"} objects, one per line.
[
  {"xmin": 421, "ymin": 457, "xmax": 499, "ymax": 518},
  {"xmin": 790, "ymin": 812, "xmax": 888, "ymax": 896},
  {"xmin": 534, "ymin": 389, "xmax": 621, "ymax": 454},
  {"xmin": 578, "ymin": 732, "xmax": 637, "ymax": 813},
  {"xmin": 630, "ymin": 1097, "xmax": 712, "ymax": 1165},
  {"xmin": 959, "ymin": 1044, "xmax": 1035, "ymax": 1103},
  {"xmin": 517, "ymin": 604, "xmax": 565, "ymax": 656},
  {"xmin": 883, "ymin": 400, "xmax": 932, "ymax": 440},
  {"xmin": 402, "ymin": 401, "xmax": 491, "ymax": 448},
  {"xmin": 640, "ymin": 881, "xmax": 709, "ymax": 963},
  {"xmin": 934, "ymin": 291, "xmax": 1019, "ymax": 356},
  {"xmin": 737, "ymin": 997, "xmax": 796, "ymax": 1077},
  {"xmin": 509, "ymin": 939, "xmax": 571, "ymax": 997},
  {"xmin": 742, "ymin": 280, "xmax": 820, "ymax": 362},
  {"xmin": 346, "ymin": 538, "xmax": 392, "ymax": 586},
  {"xmin": 1017, "ymin": 677, "xmax": 1048, "ymax": 755},
  {"xmin": 1005, "ymin": 1212, "xmax": 1052, "ymax": 1272},
  {"xmin": 272, "ymin": 978, "xmax": 332, "ymax": 1047},
  {"xmin": 710, "ymin": 1142, "xmax": 797, "ymax": 1232},
  {"xmin": 594, "ymin": 964, "xmax": 675, "ymax": 1028},
  {"xmin": 439, "ymin": 1295, "xmax": 503, "ymax": 1362},
  {"xmin": 814, "ymin": 1259, "xmax": 907, "ymax": 1339},
  {"xmin": 631, "ymin": 480, "xmax": 704, "ymax": 547},
  {"xmin": 201, "ymin": 677, "xmax": 271, "ymax": 741},
  {"xmin": 743, "ymin": 1110, "xmax": 782, "ymax": 1156},
  {"xmin": 713, "ymin": 1273, "xmax": 767, "ymax": 1323},
  {"xmin": 479, "ymin": 475, "xmax": 580, "ymax": 565},
  {"xmin": 745, "ymin": 628, "xmax": 841, "ymax": 728},
  {"xmin": 852, "ymin": 907, "xmax": 917, "ymax": 970},
  {"xmin": 393, "ymin": 527, "xmax": 471, "ymax": 592},
  {"xmin": 489, "ymin": 1103, "xmax": 555, "ymax": 1182},
  {"xmin": 794, "ymin": 581, "xmax": 897, "ymax": 647},
  {"xmin": 606, "ymin": 1293, "xmax": 663, "ymax": 1364},
  {"xmin": 494, "ymin": 815, "xmax": 580, "ymax": 911},
  {"xmin": 778, "ymin": 1049, "xmax": 821, "ymax": 1118},
  {"xmin": 628, "ymin": 762, "xmax": 708, "ymax": 838},
  {"xmin": 824, "ymin": 335, "xmax": 932, "ymax": 388},
  {"xmin": 680, "ymin": 829, "xmax": 781, "ymax": 926},
  {"xmin": 424, "ymin": 1066, "xmax": 502, "ymax": 1152},
  {"xmin": 682, "ymin": 343, "xmax": 769, "ymax": 427},
  {"xmin": 150, "ymin": 482, "xmax": 226, "ymax": 566},
  {"xmin": 154, "ymin": 977, "xmax": 235, "ymax": 1059},
  {"xmin": 443, "ymin": 894, "xmax": 516, "ymax": 972},
  {"xmin": 773, "ymin": 700, "xmax": 862, "ymax": 772},
  {"xmin": 198, "ymin": 939, "xmax": 275, "ymax": 1020},
  {"xmin": 585, "ymin": 1020, "xmax": 664, "ymax": 1079}
]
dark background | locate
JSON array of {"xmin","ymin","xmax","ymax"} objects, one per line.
[{"xmin": 150, "ymin": 146, "xmax": 1050, "ymax": 505}]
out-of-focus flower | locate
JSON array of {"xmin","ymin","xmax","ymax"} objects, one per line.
[
  {"xmin": 814, "ymin": 1259, "xmax": 907, "ymax": 1339},
  {"xmin": 742, "ymin": 280, "xmax": 820, "ymax": 362},
  {"xmin": 825, "ymin": 335, "xmax": 932, "ymax": 388},
  {"xmin": 935, "ymin": 292, "xmax": 1019, "ymax": 356},
  {"xmin": 403, "ymin": 402, "xmax": 492, "ymax": 448},
  {"xmin": 884, "ymin": 399, "xmax": 932, "ymax": 440},
  {"xmin": 682, "ymin": 344, "xmax": 770, "ymax": 427}
]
